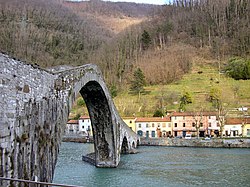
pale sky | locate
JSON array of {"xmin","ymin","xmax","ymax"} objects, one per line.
[
  {"xmin": 102, "ymin": 0, "xmax": 167, "ymax": 5},
  {"xmin": 70, "ymin": 0, "xmax": 168, "ymax": 5}
]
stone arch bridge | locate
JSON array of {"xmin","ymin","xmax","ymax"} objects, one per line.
[{"xmin": 0, "ymin": 53, "xmax": 139, "ymax": 184}]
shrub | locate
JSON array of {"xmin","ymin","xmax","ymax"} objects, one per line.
[
  {"xmin": 225, "ymin": 58, "xmax": 250, "ymax": 80},
  {"xmin": 77, "ymin": 98, "xmax": 85, "ymax": 106},
  {"xmin": 153, "ymin": 109, "xmax": 164, "ymax": 117}
]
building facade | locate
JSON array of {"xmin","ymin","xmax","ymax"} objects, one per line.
[
  {"xmin": 79, "ymin": 116, "xmax": 93, "ymax": 137},
  {"xmin": 123, "ymin": 117, "xmax": 136, "ymax": 132},
  {"xmin": 135, "ymin": 117, "xmax": 171, "ymax": 138},
  {"xmin": 171, "ymin": 112, "xmax": 218, "ymax": 137},
  {"xmin": 65, "ymin": 120, "xmax": 79, "ymax": 134}
]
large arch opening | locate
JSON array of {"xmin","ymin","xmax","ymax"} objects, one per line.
[
  {"xmin": 121, "ymin": 136, "xmax": 129, "ymax": 154},
  {"xmin": 80, "ymin": 81, "xmax": 115, "ymax": 167}
]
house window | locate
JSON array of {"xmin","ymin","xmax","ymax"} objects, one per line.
[
  {"xmin": 146, "ymin": 123, "xmax": 149, "ymax": 128},
  {"xmin": 82, "ymin": 126, "xmax": 84, "ymax": 129},
  {"xmin": 209, "ymin": 116, "xmax": 211, "ymax": 119},
  {"xmin": 209, "ymin": 123, "xmax": 211, "ymax": 127},
  {"xmin": 152, "ymin": 123, "xmax": 155, "ymax": 128},
  {"xmin": 138, "ymin": 124, "xmax": 141, "ymax": 128},
  {"xmin": 162, "ymin": 123, "xmax": 166, "ymax": 128},
  {"xmin": 192, "ymin": 123, "xmax": 195, "ymax": 127},
  {"xmin": 168, "ymin": 123, "xmax": 171, "ymax": 128},
  {"xmin": 130, "ymin": 121, "xmax": 132, "ymax": 123},
  {"xmin": 200, "ymin": 123, "xmax": 203, "ymax": 127},
  {"xmin": 158, "ymin": 123, "xmax": 160, "ymax": 128},
  {"xmin": 174, "ymin": 123, "xmax": 177, "ymax": 127},
  {"xmin": 247, "ymin": 129, "xmax": 250, "ymax": 136},
  {"xmin": 183, "ymin": 123, "xmax": 186, "ymax": 127},
  {"xmin": 183, "ymin": 116, "xmax": 185, "ymax": 120},
  {"xmin": 151, "ymin": 131, "xmax": 156, "ymax": 137}
]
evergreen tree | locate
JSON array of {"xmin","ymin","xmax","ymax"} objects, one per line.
[
  {"xmin": 179, "ymin": 91, "xmax": 192, "ymax": 111},
  {"xmin": 141, "ymin": 30, "xmax": 151, "ymax": 50},
  {"xmin": 130, "ymin": 68, "xmax": 146, "ymax": 95}
]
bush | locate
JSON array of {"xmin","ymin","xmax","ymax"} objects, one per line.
[
  {"xmin": 153, "ymin": 109, "xmax": 164, "ymax": 117},
  {"xmin": 225, "ymin": 58, "xmax": 250, "ymax": 80},
  {"xmin": 77, "ymin": 98, "xmax": 85, "ymax": 106},
  {"xmin": 109, "ymin": 84, "xmax": 118, "ymax": 98}
]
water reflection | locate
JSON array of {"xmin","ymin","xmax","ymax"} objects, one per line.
[{"xmin": 53, "ymin": 143, "xmax": 250, "ymax": 187}]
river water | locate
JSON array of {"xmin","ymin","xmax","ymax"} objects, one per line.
[{"xmin": 53, "ymin": 142, "xmax": 250, "ymax": 187}]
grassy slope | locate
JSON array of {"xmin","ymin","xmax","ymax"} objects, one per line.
[
  {"xmin": 70, "ymin": 57, "xmax": 250, "ymax": 118},
  {"xmin": 115, "ymin": 57, "xmax": 250, "ymax": 117}
]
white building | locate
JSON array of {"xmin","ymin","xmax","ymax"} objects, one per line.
[
  {"xmin": 224, "ymin": 118, "xmax": 242, "ymax": 137},
  {"xmin": 79, "ymin": 116, "xmax": 93, "ymax": 137},
  {"xmin": 65, "ymin": 120, "xmax": 79, "ymax": 134}
]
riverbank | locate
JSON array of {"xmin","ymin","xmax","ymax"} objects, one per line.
[
  {"xmin": 62, "ymin": 135, "xmax": 94, "ymax": 143},
  {"xmin": 140, "ymin": 137, "xmax": 250, "ymax": 148},
  {"xmin": 62, "ymin": 135, "xmax": 250, "ymax": 148}
]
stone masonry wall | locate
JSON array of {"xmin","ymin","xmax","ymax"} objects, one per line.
[
  {"xmin": 0, "ymin": 53, "xmax": 139, "ymax": 186},
  {"xmin": 0, "ymin": 53, "xmax": 69, "ymax": 186}
]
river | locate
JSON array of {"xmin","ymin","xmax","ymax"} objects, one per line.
[{"xmin": 53, "ymin": 142, "xmax": 250, "ymax": 187}]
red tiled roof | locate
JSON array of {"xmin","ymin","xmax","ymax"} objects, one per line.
[
  {"xmin": 171, "ymin": 111, "xmax": 217, "ymax": 116},
  {"xmin": 80, "ymin": 115, "xmax": 90, "ymax": 119},
  {"xmin": 122, "ymin": 117, "xmax": 136, "ymax": 120},
  {"xmin": 135, "ymin": 117, "xmax": 171, "ymax": 122},
  {"xmin": 225, "ymin": 118, "xmax": 250, "ymax": 124},
  {"xmin": 67, "ymin": 120, "xmax": 79, "ymax": 124}
]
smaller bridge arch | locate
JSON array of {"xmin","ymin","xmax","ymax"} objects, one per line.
[{"xmin": 121, "ymin": 136, "xmax": 129, "ymax": 154}]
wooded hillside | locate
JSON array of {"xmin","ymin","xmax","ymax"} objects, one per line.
[
  {"xmin": 0, "ymin": 0, "xmax": 249, "ymax": 90},
  {"xmin": 93, "ymin": 0, "xmax": 250, "ymax": 88}
]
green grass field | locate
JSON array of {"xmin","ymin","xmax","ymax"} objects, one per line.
[{"xmin": 70, "ymin": 59, "xmax": 250, "ymax": 118}]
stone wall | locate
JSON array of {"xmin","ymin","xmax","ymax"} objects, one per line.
[
  {"xmin": 0, "ymin": 53, "xmax": 68, "ymax": 186},
  {"xmin": 0, "ymin": 53, "xmax": 139, "ymax": 186},
  {"xmin": 140, "ymin": 137, "xmax": 250, "ymax": 148}
]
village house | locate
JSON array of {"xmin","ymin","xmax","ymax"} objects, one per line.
[
  {"xmin": 243, "ymin": 119, "xmax": 250, "ymax": 137},
  {"xmin": 79, "ymin": 116, "xmax": 93, "ymax": 137},
  {"xmin": 65, "ymin": 120, "xmax": 79, "ymax": 134},
  {"xmin": 223, "ymin": 118, "xmax": 250, "ymax": 137},
  {"xmin": 123, "ymin": 117, "xmax": 136, "ymax": 132},
  {"xmin": 171, "ymin": 112, "xmax": 218, "ymax": 138},
  {"xmin": 135, "ymin": 117, "xmax": 172, "ymax": 138}
]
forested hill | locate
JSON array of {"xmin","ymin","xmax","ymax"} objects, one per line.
[
  {"xmin": 0, "ymin": 0, "xmax": 155, "ymax": 68},
  {"xmin": 62, "ymin": 0, "xmax": 157, "ymax": 34},
  {"xmin": 92, "ymin": 0, "xmax": 250, "ymax": 88},
  {"xmin": 63, "ymin": 0, "xmax": 156, "ymax": 18},
  {"xmin": 0, "ymin": 0, "xmax": 249, "ymax": 90}
]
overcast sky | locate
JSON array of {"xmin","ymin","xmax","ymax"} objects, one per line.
[
  {"xmin": 70, "ymin": 0, "xmax": 168, "ymax": 5},
  {"xmin": 102, "ymin": 0, "xmax": 167, "ymax": 5}
]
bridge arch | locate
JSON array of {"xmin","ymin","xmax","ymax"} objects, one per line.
[
  {"xmin": 80, "ymin": 81, "xmax": 116, "ymax": 167},
  {"xmin": 121, "ymin": 136, "xmax": 129, "ymax": 154}
]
